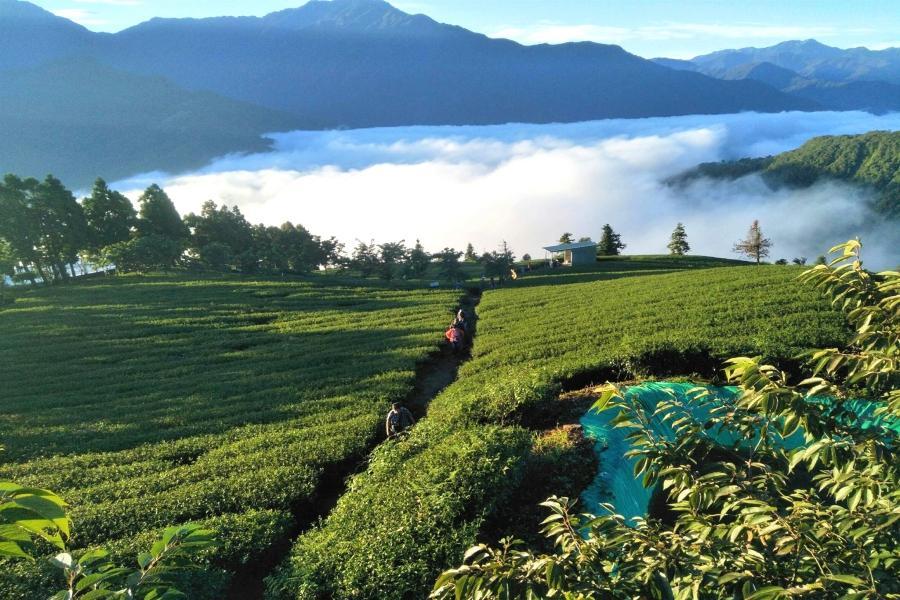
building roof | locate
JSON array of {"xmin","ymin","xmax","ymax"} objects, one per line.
[{"xmin": 542, "ymin": 240, "xmax": 597, "ymax": 252}]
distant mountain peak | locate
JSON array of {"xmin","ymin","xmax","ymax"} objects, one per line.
[
  {"xmin": 0, "ymin": 0, "xmax": 74, "ymax": 22},
  {"xmin": 261, "ymin": 0, "xmax": 446, "ymax": 34}
]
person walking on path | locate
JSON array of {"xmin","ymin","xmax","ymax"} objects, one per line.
[{"xmin": 386, "ymin": 402, "xmax": 415, "ymax": 438}]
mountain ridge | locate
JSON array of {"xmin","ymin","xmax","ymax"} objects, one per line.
[{"xmin": 0, "ymin": 0, "xmax": 848, "ymax": 186}]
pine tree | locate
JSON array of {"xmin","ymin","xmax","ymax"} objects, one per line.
[
  {"xmin": 598, "ymin": 224, "xmax": 626, "ymax": 256},
  {"xmin": 733, "ymin": 220, "xmax": 772, "ymax": 264},
  {"xmin": 667, "ymin": 223, "xmax": 690, "ymax": 256},
  {"xmin": 559, "ymin": 232, "xmax": 574, "ymax": 244},
  {"xmin": 464, "ymin": 243, "xmax": 477, "ymax": 262}
]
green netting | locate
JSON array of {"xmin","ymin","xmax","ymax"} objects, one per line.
[{"xmin": 579, "ymin": 381, "xmax": 897, "ymax": 522}]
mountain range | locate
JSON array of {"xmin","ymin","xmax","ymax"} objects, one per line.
[
  {"xmin": 654, "ymin": 39, "xmax": 900, "ymax": 114},
  {"xmin": 1, "ymin": 0, "xmax": 897, "ymax": 188}
]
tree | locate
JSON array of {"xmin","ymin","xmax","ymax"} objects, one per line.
[
  {"xmin": 0, "ymin": 238, "xmax": 15, "ymax": 300},
  {"xmin": 434, "ymin": 248, "xmax": 464, "ymax": 282},
  {"xmin": 464, "ymin": 243, "xmax": 477, "ymax": 262},
  {"xmin": 82, "ymin": 178, "xmax": 136, "ymax": 254},
  {"xmin": 522, "ymin": 253, "xmax": 532, "ymax": 262},
  {"xmin": 793, "ymin": 257, "xmax": 808, "ymax": 266},
  {"xmin": 184, "ymin": 200, "xmax": 253, "ymax": 271},
  {"xmin": 0, "ymin": 175, "xmax": 43, "ymax": 282},
  {"xmin": 406, "ymin": 239, "xmax": 431, "ymax": 278},
  {"xmin": 667, "ymin": 222, "xmax": 690, "ymax": 255},
  {"xmin": 102, "ymin": 235, "xmax": 184, "ymax": 273},
  {"xmin": 434, "ymin": 240, "xmax": 899, "ymax": 600},
  {"xmin": 481, "ymin": 241, "xmax": 515, "ymax": 284},
  {"xmin": 350, "ymin": 239, "xmax": 380, "ymax": 277},
  {"xmin": 133, "ymin": 185, "xmax": 186, "ymax": 269},
  {"xmin": 136, "ymin": 185, "xmax": 188, "ymax": 241},
  {"xmin": 377, "ymin": 241, "xmax": 409, "ymax": 281},
  {"xmin": 577, "ymin": 237, "xmax": 592, "ymax": 243},
  {"xmin": 558, "ymin": 233, "xmax": 574, "ymax": 244},
  {"xmin": 598, "ymin": 224, "xmax": 625, "ymax": 256},
  {"xmin": 0, "ymin": 174, "xmax": 90, "ymax": 282},
  {"xmin": 733, "ymin": 219, "xmax": 772, "ymax": 264},
  {"xmin": 32, "ymin": 176, "xmax": 88, "ymax": 281}
]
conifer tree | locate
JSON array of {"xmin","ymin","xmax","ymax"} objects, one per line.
[
  {"xmin": 598, "ymin": 224, "xmax": 625, "ymax": 256},
  {"xmin": 667, "ymin": 222, "xmax": 690, "ymax": 255},
  {"xmin": 464, "ymin": 243, "xmax": 477, "ymax": 262}
]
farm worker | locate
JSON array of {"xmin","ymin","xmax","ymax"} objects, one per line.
[
  {"xmin": 386, "ymin": 402, "xmax": 415, "ymax": 438},
  {"xmin": 445, "ymin": 326, "xmax": 464, "ymax": 351},
  {"xmin": 452, "ymin": 309, "xmax": 467, "ymax": 332}
]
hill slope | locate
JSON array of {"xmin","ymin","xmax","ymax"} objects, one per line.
[
  {"xmin": 0, "ymin": 0, "xmax": 94, "ymax": 70},
  {"xmin": 673, "ymin": 131, "xmax": 900, "ymax": 218},
  {"xmin": 0, "ymin": 58, "xmax": 301, "ymax": 187}
]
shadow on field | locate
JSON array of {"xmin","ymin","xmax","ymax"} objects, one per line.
[{"xmin": 0, "ymin": 319, "xmax": 443, "ymax": 460}]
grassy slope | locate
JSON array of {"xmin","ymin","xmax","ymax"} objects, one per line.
[
  {"xmin": 270, "ymin": 258, "xmax": 849, "ymax": 600},
  {"xmin": 0, "ymin": 273, "xmax": 455, "ymax": 598}
]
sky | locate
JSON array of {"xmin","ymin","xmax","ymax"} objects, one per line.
[
  {"xmin": 35, "ymin": 0, "xmax": 900, "ymax": 58},
  {"xmin": 111, "ymin": 111, "xmax": 900, "ymax": 270}
]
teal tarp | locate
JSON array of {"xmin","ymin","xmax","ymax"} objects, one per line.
[{"xmin": 579, "ymin": 381, "xmax": 897, "ymax": 522}]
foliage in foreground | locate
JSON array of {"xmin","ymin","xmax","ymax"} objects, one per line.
[
  {"xmin": 433, "ymin": 240, "xmax": 899, "ymax": 599},
  {"xmin": 1, "ymin": 480, "xmax": 214, "ymax": 599}
]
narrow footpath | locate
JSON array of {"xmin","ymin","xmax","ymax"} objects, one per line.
[{"xmin": 225, "ymin": 288, "xmax": 482, "ymax": 599}]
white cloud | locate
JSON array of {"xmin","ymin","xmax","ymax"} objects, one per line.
[
  {"xmin": 867, "ymin": 41, "xmax": 900, "ymax": 50},
  {"xmin": 489, "ymin": 22, "xmax": 861, "ymax": 47},
  {"xmin": 112, "ymin": 111, "xmax": 900, "ymax": 270},
  {"xmin": 52, "ymin": 8, "xmax": 108, "ymax": 26}
]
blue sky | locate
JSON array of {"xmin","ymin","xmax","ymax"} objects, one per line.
[{"xmin": 36, "ymin": 0, "xmax": 900, "ymax": 58}]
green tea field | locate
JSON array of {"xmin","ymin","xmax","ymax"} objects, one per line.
[
  {"xmin": 267, "ymin": 260, "xmax": 850, "ymax": 599},
  {"xmin": 0, "ymin": 274, "xmax": 456, "ymax": 597},
  {"xmin": 1, "ymin": 259, "xmax": 854, "ymax": 599}
]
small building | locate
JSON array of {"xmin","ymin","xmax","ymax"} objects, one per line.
[{"xmin": 542, "ymin": 240, "xmax": 597, "ymax": 266}]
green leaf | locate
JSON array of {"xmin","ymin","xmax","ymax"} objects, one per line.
[{"xmin": 824, "ymin": 574, "xmax": 866, "ymax": 586}]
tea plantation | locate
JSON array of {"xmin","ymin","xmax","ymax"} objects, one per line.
[
  {"xmin": 267, "ymin": 260, "xmax": 850, "ymax": 599},
  {"xmin": 0, "ymin": 274, "xmax": 456, "ymax": 597}
]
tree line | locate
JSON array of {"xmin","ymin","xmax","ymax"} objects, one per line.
[
  {"xmin": 0, "ymin": 172, "xmax": 798, "ymax": 289},
  {"xmin": 0, "ymin": 175, "xmax": 343, "ymax": 283},
  {"xmin": 0, "ymin": 174, "xmax": 524, "ymax": 286}
]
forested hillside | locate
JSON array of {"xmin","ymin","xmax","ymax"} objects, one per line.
[{"xmin": 673, "ymin": 131, "xmax": 900, "ymax": 217}]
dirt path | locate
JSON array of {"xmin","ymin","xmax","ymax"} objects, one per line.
[{"xmin": 225, "ymin": 289, "xmax": 481, "ymax": 599}]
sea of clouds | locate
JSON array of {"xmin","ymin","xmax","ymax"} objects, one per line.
[{"xmin": 113, "ymin": 111, "xmax": 900, "ymax": 269}]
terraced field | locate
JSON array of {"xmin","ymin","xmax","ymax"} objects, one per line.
[
  {"xmin": 269, "ymin": 260, "xmax": 850, "ymax": 600},
  {"xmin": 0, "ymin": 274, "xmax": 456, "ymax": 598}
]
